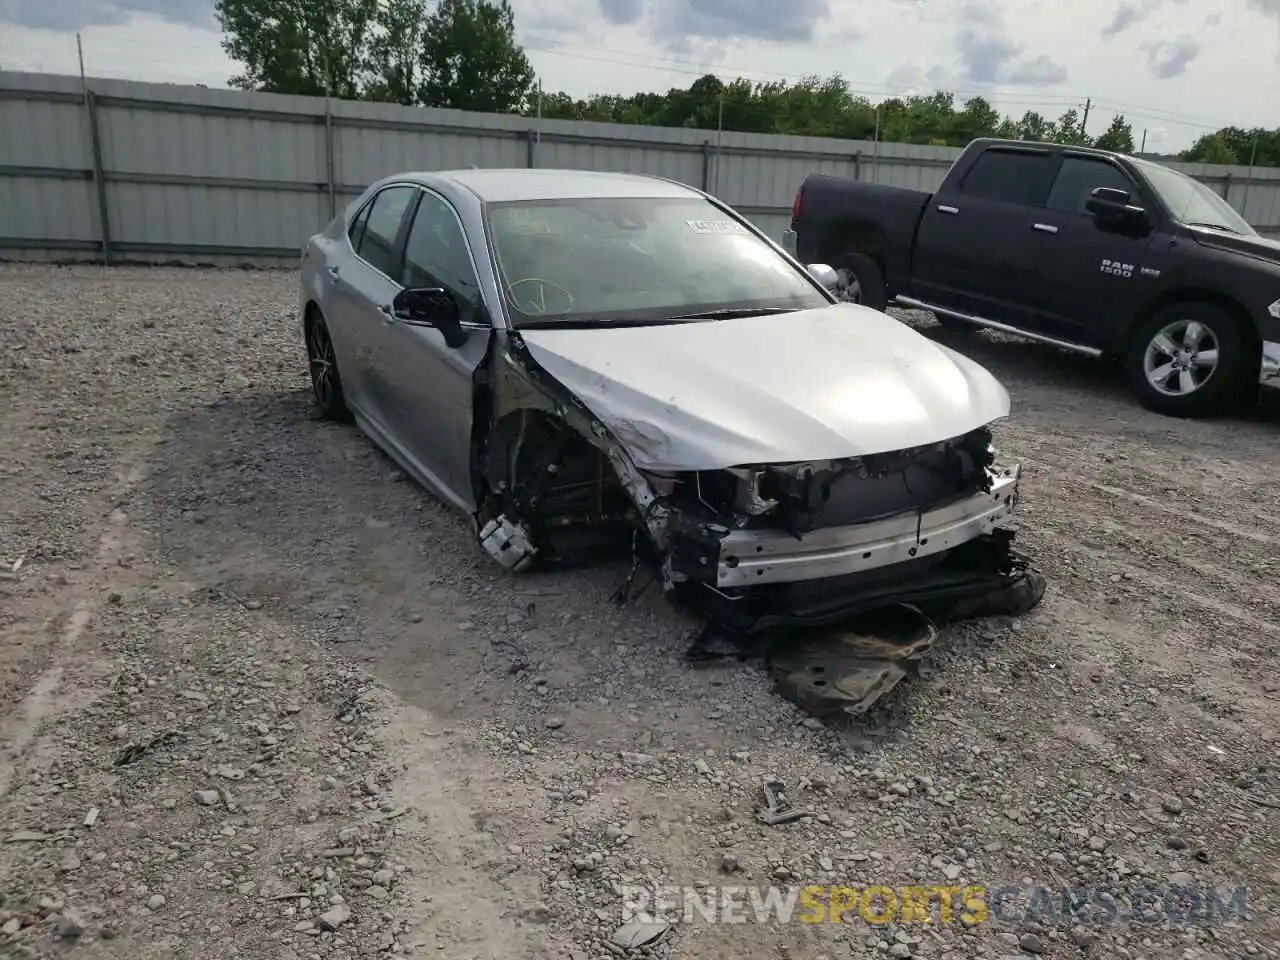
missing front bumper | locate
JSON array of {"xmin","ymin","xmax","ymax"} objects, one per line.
[
  {"xmin": 681, "ymin": 528, "xmax": 1041, "ymax": 638},
  {"xmin": 708, "ymin": 467, "xmax": 1019, "ymax": 589}
]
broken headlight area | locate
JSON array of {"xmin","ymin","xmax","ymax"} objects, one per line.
[
  {"xmin": 477, "ymin": 409, "xmax": 645, "ymax": 571},
  {"xmin": 666, "ymin": 427, "xmax": 998, "ymax": 539},
  {"xmin": 657, "ymin": 427, "xmax": 1014, "ymax": 588}
]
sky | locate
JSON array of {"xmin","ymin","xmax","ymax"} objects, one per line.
[{"xmin": 0, "ymin": 0, "xmax": 1277, "ymax": 152}]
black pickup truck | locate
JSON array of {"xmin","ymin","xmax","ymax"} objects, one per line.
[{"xmin": 783, "ymin": 137, "xmax": 1280, "ymax": 417}]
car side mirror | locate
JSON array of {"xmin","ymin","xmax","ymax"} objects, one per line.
[
  {"xmin": 1085, "ymin": 187, "xmax": 1149, "ymax": 233},
  {"xmin": 806, "ymin": 263, "xmax": 840, "ymax": 292},
  {"xmin": 392, "ymin": 287, "xmax": 467, "ymax": 348}
]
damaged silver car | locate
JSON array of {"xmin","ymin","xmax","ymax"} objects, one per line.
[{"xmin": 300, "ymin": 169, "xmax": 1035, "ymax": 643}]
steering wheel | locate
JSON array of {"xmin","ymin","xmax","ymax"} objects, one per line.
[{"xmin": 508, "ymin": 278, "xmax": 574, "ymax": 316}]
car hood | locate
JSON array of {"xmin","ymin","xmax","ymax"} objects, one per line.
[
  {"xmin": 518, "ymin": 303, "xmax": 1011, "ymax": 471},
  {"xmin": 1188, "ymin": 225, "xmax": 1280, "ymax": 265}
]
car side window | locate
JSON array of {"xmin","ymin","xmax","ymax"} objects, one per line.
[
  {"xmin": 957, "ymin": 150, "xmax": 1055, "ymax": 207},
  {"xmin": 401, "ymin": 191, "xmax": 483, "ymax": 325},
  {"xmin": 347, "ymin": 201, "xmax": 372, "ymax": 250},
  {"xmin": 355, "ymin": 186, "xmax": 417, "ymax": 278},
  {"xmin": 1046, "ymin": 157, "xmax": 1136, "ymax": 215}
]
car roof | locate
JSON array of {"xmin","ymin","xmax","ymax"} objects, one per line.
[{"xmin": 401, "ymin": 168, "xmax": 705, "ymax": 202}]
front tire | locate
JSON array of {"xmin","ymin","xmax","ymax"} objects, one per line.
[
  {"xmin": 305, "ymin": 311, "xmax": 351, "ymax": 421},
  {"xmin": 1124, "ymin": 302, "xmax": 1254, "ymax": 418},
  {"xmin": 829, "ymin": 252, "xmax": 888, "ymax": 312}
]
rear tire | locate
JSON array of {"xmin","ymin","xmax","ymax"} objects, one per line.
[
  {"xmin": 304, "ymin": 310, "xmax": 351, "ymax": 422},
  {"xmin": 829, "ymin": 252, "xmax": 888, "ymax": 312},
  {"xmin": 1124, "ymin": 302, "xmax": 1254, "ymax": 418}
]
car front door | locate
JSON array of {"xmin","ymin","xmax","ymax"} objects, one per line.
[
  {"xmin": 380, "ymin": 188, "xmax": 491, "ymax": 511},
  {"xmin": 910, "ymin": 146, "xmax": 1056, "ymax": 325},
  {"xmin": 1022, "ymin": 154, "xmax": 1161, "ymax": 349},
  {"xmin": 327, "ymin": 184, "xmax": 418, "ymax": 431}
]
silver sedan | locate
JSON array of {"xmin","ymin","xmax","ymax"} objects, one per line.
[{"xmin": 299, "ymin": 169, "xmax": 1026, "ymax": 633}]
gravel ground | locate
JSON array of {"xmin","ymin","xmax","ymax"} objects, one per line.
[{"xmin": 1, "ymin": 262, "xmax": 1278, "ymax": 960}]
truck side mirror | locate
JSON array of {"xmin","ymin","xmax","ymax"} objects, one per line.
[{"xmin": 1086, "ymin": 187, "xmax": 1150, "ymax": 234}]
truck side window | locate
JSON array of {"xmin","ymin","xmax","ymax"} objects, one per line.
[
  {"xmin": 957, "ymin": 150, "xmax": 1054, "ymax": 206},
  {"xmin": 1046, "ymin": 158, "xmax": 1135, "ymax": 215}
]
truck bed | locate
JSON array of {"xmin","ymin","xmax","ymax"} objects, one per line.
[{"xmin": 792, "ymin": 175, "xmax": 933, "ymax": 292}]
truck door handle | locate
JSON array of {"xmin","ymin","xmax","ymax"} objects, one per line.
[
  {"xmin": 1032, "ymin": 223, "xmax": 1058, "ymax": 234},
  {"xmin": 937, "ymin": 205, "xmax": 959, "ymax": 215}
]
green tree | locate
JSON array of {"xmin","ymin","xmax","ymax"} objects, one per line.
[
  {"xmin": 1094, "ymin": 114, "xmax": 1135, "ymax": 153},
  {"xmin": 1180, "ymin": 133, "xmax": 1240, "ymax": 165},
  {"xmin": 1052, "ymin": 108, "xmax": 1091, "ymax": 146},
  {"xmin": 214, "ymin": 0, "xmax": 378, "ymax": 98},
  {"xmin": 1180, "ymin": 127, "xmax": 1280, "ymax": 167},
  {"xmin": 365, "ymin": 0, "xmax": 429, "ymax": 105},
  {"xmin": 417, "ymin": 0, "xmax": 534, "ymax": 112},
  {"xmin": 952, "ymin": 96, "xmax": 1002, "ymax": 144},
  {"xmin": 526, "ymin": 72, "xmax": 1280, "ymax": 167}
]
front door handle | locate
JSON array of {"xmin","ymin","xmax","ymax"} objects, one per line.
[
  {"xmin": 377, "ymin": 303, "xmax": 394, "ymax": 323},
  {"xmin": 327, "ymin": 265, "xmax": 341, "ymax": 279},
  {"xmin": 1032, "ymin": 223, "xmax": 1058, "ymax": 234},
  {"xmin": 937, "ymin": 204, "xmax": 960, "ymax": 215}
]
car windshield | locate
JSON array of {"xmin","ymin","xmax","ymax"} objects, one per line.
[
  {"xmin": 484, "ymin": 196, "xmax": 830, "ymax": 326},
  {"xmin": 1134, "ymin": 159, "xmax": 1256, "ymax": 236}
]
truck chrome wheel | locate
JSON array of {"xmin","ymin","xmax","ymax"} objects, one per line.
[
  {"xmin": 1142, "ymin": 318, "xmax": 1219, "ymax": 397},
  {"xmin": 835, "ymin": 268, "xmax": 863, "ymax": 303}
]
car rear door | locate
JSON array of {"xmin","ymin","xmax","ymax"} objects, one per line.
[
  {"xmin": 1020, "ymin": 153, "xmax": 1159, "ymax": 350},
  {"xmin": 910, "ymin": 146, "xmax": 1056, "ymax": 324},
  {"xmin": 379, "ymin": 188, "xmax": 492, "ymax": 508},
  {"xmin": 327, "ymin": 184, "xmax": 418, "ymax": 430}
]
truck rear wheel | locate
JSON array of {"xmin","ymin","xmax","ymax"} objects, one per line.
[
  {"xmin": 1123, "ymin": 302, "xmax": 1254, "ymax": 418},
  {"xmin": 830, "ymin": 253, "xmax": 888, "ymax": 312}
]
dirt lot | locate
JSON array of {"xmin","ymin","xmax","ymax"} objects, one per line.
[{"xmin": 0, "ymin": 263, "xmax": 1278, "ymax": 960}]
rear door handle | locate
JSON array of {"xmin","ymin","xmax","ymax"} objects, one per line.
[
  {"xmin": 327, "ymin": 265, "xmax": 341, "ymax": 279},
  {"xmin": 1032, "ymin": 223, "xmax": 1058, "ymax": 234},
  {"xmin": 937, "ymin": 204, "xmax": 959, "ymax": 215}
]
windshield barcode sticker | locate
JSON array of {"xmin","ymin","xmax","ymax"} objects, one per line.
[{"xmin": 685, "ymin": 219, "xmax": 746, "ymax": 234}]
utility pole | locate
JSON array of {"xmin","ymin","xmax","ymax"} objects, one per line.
[
  {"xmin": 1140, "ymin": 128, "xmax": 1147, "ymax": 154},
  {"xmin": 1080, "ymin": 98, "xmax": 1091, "ymax": 138},
  {"xmin": 714, "ymin": 90, "xmax": 724, "ymax": 195},
  {"xmin": 1242, "ymin": 131, "xmax": 1260, "ymax": 211},
  {"xmin": 872, "ymin": 105, "xmax": 881, "ymax": 182},
  {"xmin": 76, "ymin": 32, "xmax": 87, "ymax": 86},
  {"xmin": 535, "ymin": 78, "xmax": 543, "ymax": 142}
]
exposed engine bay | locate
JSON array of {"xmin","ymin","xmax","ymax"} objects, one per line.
[{"xmin": 471, "ymin": 333, "xmax": 1043, "ymax": 666}]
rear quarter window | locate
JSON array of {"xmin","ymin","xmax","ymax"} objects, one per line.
[{"xmin": 347, "ymin": 201, "xmax": 372, "ymax": 249}]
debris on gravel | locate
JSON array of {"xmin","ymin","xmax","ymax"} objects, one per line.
[{"xmin": 0, "ymin": 266, "xmax": 1277, "ymax": 960}]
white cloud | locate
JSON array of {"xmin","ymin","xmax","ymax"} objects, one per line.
[{"xmin": 1, "ymin": 0, "xmax": 1276, "ymax": 151}]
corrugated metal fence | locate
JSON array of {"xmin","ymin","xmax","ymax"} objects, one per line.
[{"xmin": 4, "ymin": 70, "xmax": 1280, "ymax": 264}]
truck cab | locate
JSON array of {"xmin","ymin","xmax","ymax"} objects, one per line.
[{"xmin": 786, "ymin": 138, "xmax": 1280, "ymax": 417}]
